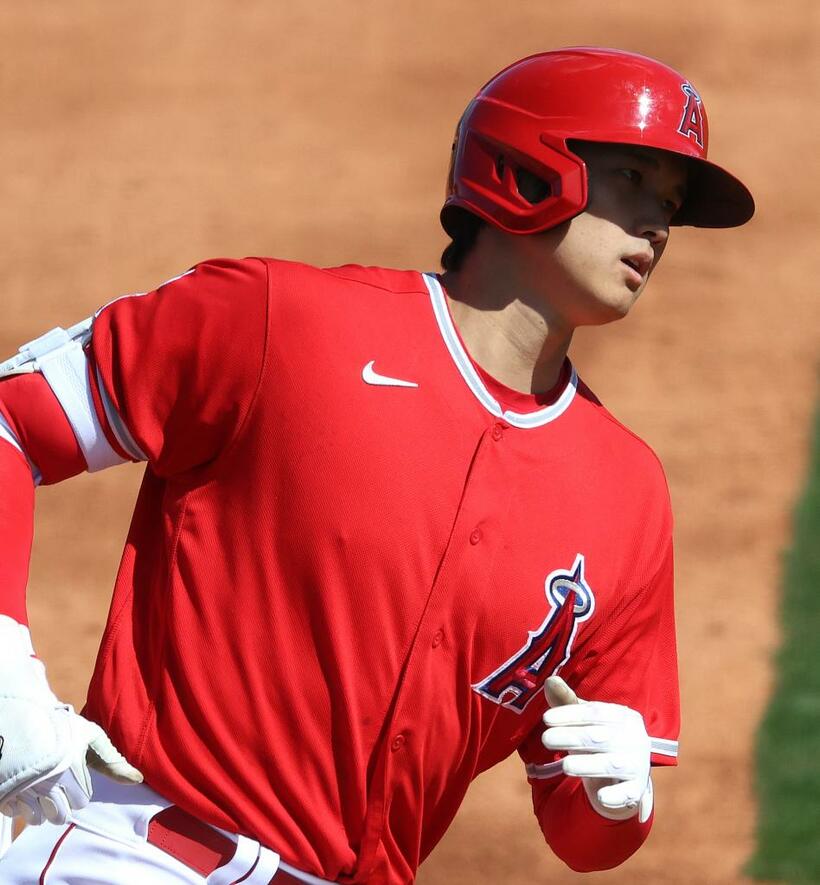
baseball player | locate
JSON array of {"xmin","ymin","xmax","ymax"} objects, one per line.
[{"xmin": 0, "ymin": 48, "xmax": 753, "ymax": 883}]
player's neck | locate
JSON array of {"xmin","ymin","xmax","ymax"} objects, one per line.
[{"xmin": 439, "ymin": 263, "xmax": 573, "ymax": 397}]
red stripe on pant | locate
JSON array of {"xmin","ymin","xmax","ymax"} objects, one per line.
[
  {"xmin": 40, "ymin": 823, "xmax": 76, "ymax": 885},
  {"xmin": 146, "ymin": 806, "xmax": 310, "ymax": 884}
]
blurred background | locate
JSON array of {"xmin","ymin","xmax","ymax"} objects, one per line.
[{"xmin": 1, "ymin": 2, "xmax": 818, "ymax": 882}]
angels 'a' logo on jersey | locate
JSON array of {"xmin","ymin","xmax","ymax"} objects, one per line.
[
  {"xmin": 677, "ymin": 82, "xmax": 705, "ymax": 148},
  {"xmin": 472, "ymin": 554, "xmax": 595, "ymax": 713}
]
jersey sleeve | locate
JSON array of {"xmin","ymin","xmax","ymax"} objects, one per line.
[
  {"xmin": 565, "ymin": 536, "xmax": 679, "ymax": 766},
  {"xmin": 516, "ymin": 529, "xmax": 677, "ymax": 869},
  {"xmin": 516, "ymin": 724, "xmax": 653, "ymax": 872},
  {"xmin": 0, "ymin": 427, "xmax": 36, "ymax": 625},
  {"xmin": 90, "ymin": 258, "xmax": 268, "ymax": 477}
]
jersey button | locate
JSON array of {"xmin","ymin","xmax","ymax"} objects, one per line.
[
  {"xmin": 432, "ymin": 629, "xmax": 444, "ymax": 648},
  {"xmin": 391, "ymin": 734, "xmax": 406, "ymax": 752},
  {"xmin": 492, "ymin": 423, "xmax": 504, "ymax": 441},
  {"xmin": 469, "ymin": 528, "xmax": 482, "ymax": 545}
]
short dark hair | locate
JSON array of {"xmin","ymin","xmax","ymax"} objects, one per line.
[{"xmin": 440, "ymin": 209, "xmax": 484, "ymax": 272}]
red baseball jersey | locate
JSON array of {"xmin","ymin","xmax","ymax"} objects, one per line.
[{"xmin": 10, "ymin": 258, "xmax": 679, "ymax": 882}]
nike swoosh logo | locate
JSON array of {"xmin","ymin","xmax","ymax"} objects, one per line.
[{"xmin": 362, "ymin": 360, "xmax": 418, "ymax": 388}]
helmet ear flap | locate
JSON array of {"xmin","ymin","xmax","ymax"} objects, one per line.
[
  {"xmin": 492, "ymin": 155, "xmax": 551, "ymax": 205},
  {"xmin": 492, "ymin": 154, "xmax": 518, "ymax": 193},
  {"xmin": 446, "ymin": 122, "xmax": 587, "ymax": 234},
  {"xmin": 513, "ymin": 165, "xmax": 553, "ymax": 204}
]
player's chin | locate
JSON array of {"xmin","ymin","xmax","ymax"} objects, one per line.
[{"xmin": 581, "ymin": 288, "xmax": 642, "ymax": 326}]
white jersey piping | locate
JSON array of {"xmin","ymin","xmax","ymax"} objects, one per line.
[
  {"xmin": 422, "ymin": 273, "xmax": 578, "ymax": 429},
  {"xmin": 525, "ymin": 760, "xmax": 564, "ymax": 780},
  {"xmin": 650, "ymin": 737, "xmax": 679, "ymax": 758},
  {"xmin": 526, "ymin": 735, "xmax": 679, "ymax": 780},
  {"xmin": 94, "ymin": 365, "xmax": 147, "ymax": 461}
]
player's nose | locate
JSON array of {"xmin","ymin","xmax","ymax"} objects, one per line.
[
  {"xmin": 642, "ymin": 224, "xmax": 669, "ymax": 247},
  {"xmin": 633, "ymin": 189, "xmax": 673, "ymax": 247},
  {"xmin": 636, "ymin": 210, "xmax": 670, "ymax": 247}
]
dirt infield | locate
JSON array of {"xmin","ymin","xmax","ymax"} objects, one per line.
[{"xmin": 2, "ymin": 2, "xmax": 817, "ymax": 882}]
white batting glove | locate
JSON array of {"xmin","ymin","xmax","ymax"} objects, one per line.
[
  {"xmin": 0, "ymin": 615, "xmax": 142, "ymax": 826},
  {"xmin": 542, "ymin": 675, "xmax": 653, "ymax": 823}
]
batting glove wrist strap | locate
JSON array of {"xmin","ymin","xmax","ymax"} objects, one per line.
[
  {"xmin": 0, "ymin": 615, "xmax": 142, "ymax": 826},
  {"xmin": 542, "ymin": 675, "xmax": 654, "ymax": 823}
]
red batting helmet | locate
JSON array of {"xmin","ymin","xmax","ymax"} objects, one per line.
[{"xmin": 441, "ymin": 47, "xmax": 755, "ymax": 235}]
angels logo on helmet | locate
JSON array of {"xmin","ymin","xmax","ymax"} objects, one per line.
[{"xmin": 677, "ymin": 82, "xmax": 705, "ymax": 148}]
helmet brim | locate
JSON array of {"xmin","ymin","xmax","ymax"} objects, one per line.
[{"xmin": 673, "ymin": 156, "xmax": 755, "ymax": 228}]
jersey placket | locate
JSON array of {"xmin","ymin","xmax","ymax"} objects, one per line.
[{"xmin": 357, "ymin": 417, "xmax": 515, "ymax": 878}]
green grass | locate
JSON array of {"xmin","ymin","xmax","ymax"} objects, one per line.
[{"xmin": 747, "ymin": 406, "xmax": 820, "ymax": 883}]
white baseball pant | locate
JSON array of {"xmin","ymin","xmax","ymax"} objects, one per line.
[{"xmin": 0, "ymin": 773, "xmax": 331, "ymax": 884}]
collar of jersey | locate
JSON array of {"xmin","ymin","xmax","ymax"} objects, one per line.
[{"xmin": 422, "ymin": 273, "xmax": 578, "ymax": 429}]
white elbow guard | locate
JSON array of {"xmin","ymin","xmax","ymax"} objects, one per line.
[{"xmin": 0, "ymin": 319, "xmax": 135, "ymax": 472}]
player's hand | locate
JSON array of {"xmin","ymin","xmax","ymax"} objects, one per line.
[
  {"xmin": 0, "ymin": 615, "xmax": 142, "ymax": 826},
  {"xmin": 542, "ymin": 675, "xmax": 653, "ymax": 823}
]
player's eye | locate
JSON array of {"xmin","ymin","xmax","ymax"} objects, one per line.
[{"xmin": 618, "ymin": 168, "xmax": 642, "ymax": 184}]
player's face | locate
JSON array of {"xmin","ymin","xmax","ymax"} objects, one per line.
[{"xmin": 506, "ymin": 143, "xmax": 689, "ymax": 328}]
